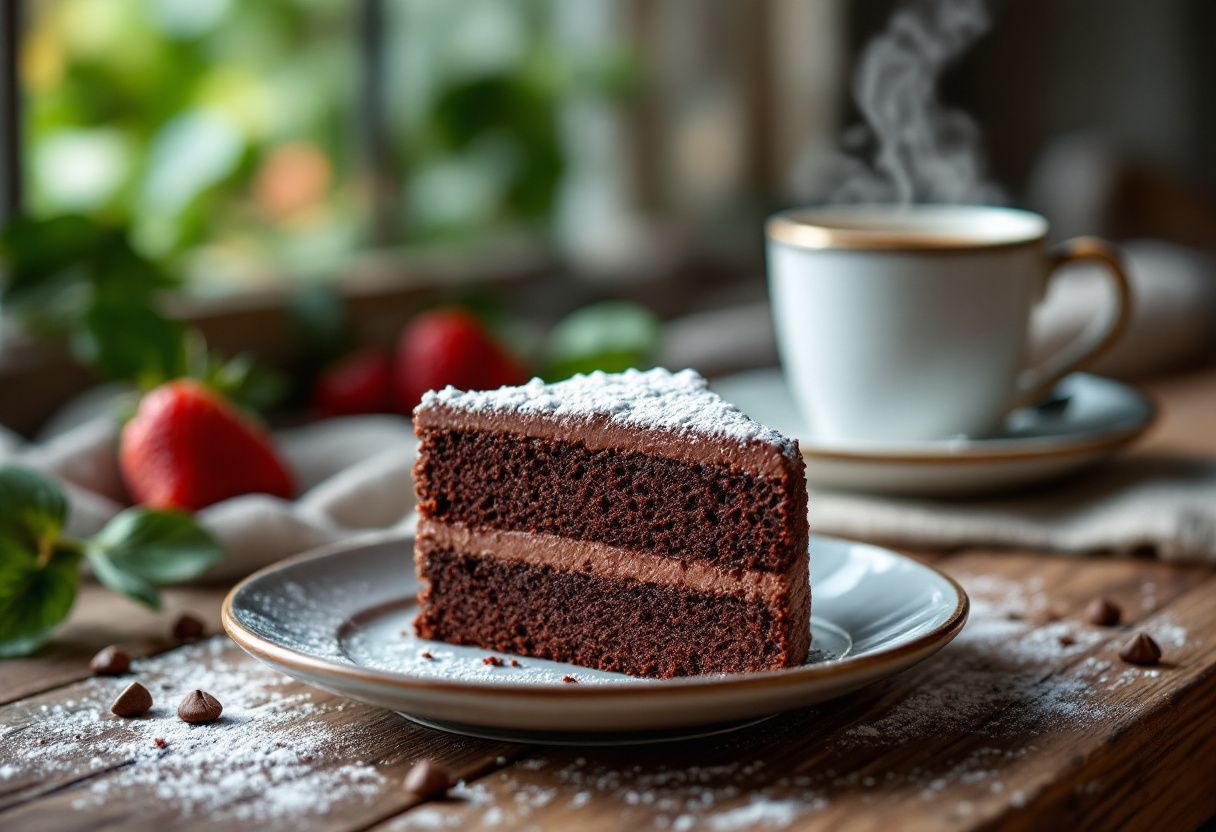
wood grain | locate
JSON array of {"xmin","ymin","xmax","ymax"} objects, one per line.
[
  {"xmin": 0, "ymin": 583, "xmax": 229, "ymax": 706},
  {"xmin": 348, "ymin": 549, "xmax": 1214, "ymax": 832},
  {"xmin": 2, "ymin": 366, "xmax": 1215, "ymax": 831},
  {"xmin": 0, "ymin": 638, "xmax": 525, "ymax": 832}
]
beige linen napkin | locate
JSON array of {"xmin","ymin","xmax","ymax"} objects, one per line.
[
  {"xmin": 0, "ymin": 407, "xmax": 417, "ymax": 581},
  {"xmin": 810, "ymin": 455, "xmax": 1216, "ymax": 563}
]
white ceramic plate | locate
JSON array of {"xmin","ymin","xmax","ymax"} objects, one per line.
[
  {"xmin": 713, "ymin": 369, "xmax": 1155, "ymax": 496},
  {"xmin": 223, "ymin": 533, "xmax": 967, "ymax": 744}
]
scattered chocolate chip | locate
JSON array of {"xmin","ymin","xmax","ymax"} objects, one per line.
[
  {"xmin": 420, "ymin": 651, "xmax": 434, "ymax": 660},
  {"xmin": 90, "ymin": 646, "xmax": 131, "ymax": 676},
  {"xmin": 178, "ymin": 690, "xmax": 223, "ymax": 723},
  {"xmin": 1085, "ymin": 598, "xmax": 1122, "ymax": 626},
  {"xmin": 404, "ymin": 759, "xmax": 453, "ymax": 798},
  {"xmin": 171, "ymin": 613, "xmax": 206, "ymax": 642},
  {"xmin": 482, "ymin": 656, "xmax": 502, "ymax": 667},
  {"xmin": 153, "ymin": 737, "xmax": 168, "ymax": 749},
  {"xmin": 1003, "ymin": 611, "xmax": 1024, "ymax": 621},
  {"xmin": 1057, "ymin": 634, "xmax": 1076, "ymax": 647},
  {"xmin": 509, "ymin": 659, "xmax": 521, "ymax": 668},
  {"xmin": 110, "ymin": 682, "xmax": 153, "ymax": 717},
  {"xmin": 1118, "ymin": 632, "xmax": 1162, "ymax": 666},
  {"xmin": 562, "ymin": 675, "xmax": 578, "ymax": 684}
]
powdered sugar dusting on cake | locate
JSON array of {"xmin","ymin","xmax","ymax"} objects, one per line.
[{"xmin": 422, "ymin": 368, "xmax": 796, "ymax": 455}]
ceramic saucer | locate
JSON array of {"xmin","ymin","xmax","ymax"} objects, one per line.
[
  {"xmin": 712, "ymin": 370, "xmax": 1155, "ymax": 496},
  {"xmin": 223, "ymin": 533, "xmax": 967, "ymax": 744}
]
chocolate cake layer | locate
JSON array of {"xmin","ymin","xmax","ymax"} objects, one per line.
[
  {"xmin": 414, "ymin": 545, "xmax": 810, "ymax": 678},
  {"xmin": 414, "ymin": 428, "xmax": 808, "ymax": 573},
  {"xmin": 415, "ymin": 403, "xmax": 797, "ymax": 477}
]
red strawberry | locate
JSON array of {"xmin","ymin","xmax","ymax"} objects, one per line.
[
  {"xmin": 312, "ymin": 349, "xmax": 394, "ymax": 418},
  {"xmin": 120, "ymin": 380, "xmax": 294, "ymax": 511},
  {"xmin": 394, "ymin": 309, "xmax": 527, "ymax": 413}
]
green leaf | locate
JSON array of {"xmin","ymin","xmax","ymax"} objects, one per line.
[
  {"xmin": 0, "ymin": 466, "xmax": 69, "ymax": 551},
  {"xmin": 200, "ymin": 353, "xmax": 287, "ymax": 414},
  {"xmin": 87, "ymin": 548, "xmax": 160, "ymax": 610},
  {"xmin": 90, "ymin": 508, "xmax": 223, "ymax": 585},
  {"xmin": 0, "ymin": 538, "xmax": 81, "ymax": 658},
  {"xmin": 544, "ymin": 301, "xmax": 661, "ymax": 381},
  {"xmin": 0, "ymin": 215, "xmax": 105, "ymax": 311},
  {"xmin": 74, "ymin": 296, "xmax": 188, "ymax": 385}
]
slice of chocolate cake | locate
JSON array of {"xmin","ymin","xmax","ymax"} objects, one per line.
[{"xmin": 412, "ymin": 368, "xmax": 810, "ymax": 678}]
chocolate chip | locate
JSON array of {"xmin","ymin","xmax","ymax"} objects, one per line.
[
  {"xmin": 1058, "ymin": 634, "xmax": 1076, "ymax": 647},
  {"xmin": 153, "ymin": 737, "xmax": 168, "ymax": 749},
  {"xmin": 404, "ymin": 759, "xmax": 453, "ymax": 798},
  {"xmin": 482, "ymin": 656, "xmax": 502, "ymax": 667},
  {"xmin": 509, "ymin": 659, "xmax": 521, "ymax": 668},
  {"xmin": 110, "ymin": 682, "xmax": 153, "ymax": 717},
  {"xmin": 178, "ymin": 690, "xmax": 223, "ymax": 723},
  {"xmin": 420, "ymin": 650, "xmax": 434, "ymax": 660},
  {"xmin": 562, "ymin": 675, "xmax": 578, "ymax": 684},
  {"xmin": 1118, "ymin": 632, "xmax": 1162, "ymax": 666},
  {"xmin": 171, "ymin": 613, "xmax": 206, "ymax": 642},
  {"xmin": 1085, "ymin": 598, "xmax": 1122, "ymax": 626},
  {"xmin": 90, "ymin": 646, "xmax": 131, "ymax": 676}
]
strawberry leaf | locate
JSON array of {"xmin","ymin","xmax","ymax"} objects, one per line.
[
  {"xmin": 89, "ymin": 509, "xmax": 223, "ymax": 585},
  {"xmin": 0, "ymin": 538, "xmax": 81, "ymax": 658},
  {"xmin": 0, "ymin": 466, "xmax": 69, "ymax": 552},
  {"xmin": 198, "ymin": 353, "xmax": 288, "ymax": 414}
]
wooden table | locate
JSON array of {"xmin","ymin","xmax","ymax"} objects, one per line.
[{"xmin": 3, "ymin": 369, "xmax": 1214, "ymax": 832}]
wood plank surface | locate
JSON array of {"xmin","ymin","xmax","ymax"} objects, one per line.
[
  {"xmin": 0, "ymin": 584, "xmax": 230, "ymax": 706},
  {"xmin": 363, "ymin": 554, "xmax": 1216, "ymax": 832},
  {"xmin": 2, "ymin": 367, "xmax": 1214, "ymax": 831}
]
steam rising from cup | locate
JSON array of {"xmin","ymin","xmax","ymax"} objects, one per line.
[{"xmin": 813, "ymin": 0, "xmax": 1005, "ymax": 205}]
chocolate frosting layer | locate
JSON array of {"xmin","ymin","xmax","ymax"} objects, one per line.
[{"xmin": 417, "ymin": 517, "xmax": 808, "ymax": 602}]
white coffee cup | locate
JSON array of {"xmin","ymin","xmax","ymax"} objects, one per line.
[{"xmin": 765, "ymin": 204, "xmax": 1132, "ymax": 444}]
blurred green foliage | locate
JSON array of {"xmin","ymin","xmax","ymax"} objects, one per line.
[
  {"xmin": 544, "ymin": 301, "xmax": 660, "ymax": 381},
  {"xmin": 21, "ymin": 0, "xmax": 636, "ymax": 284},
  {"xmin": 0, "ymin": 214, "xmax": 285, "ymax": 408}
]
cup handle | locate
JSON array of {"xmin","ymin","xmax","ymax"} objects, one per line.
[{"xmin": 1012, "ymin": 236, "xmax": 1133, "ymax": 409}]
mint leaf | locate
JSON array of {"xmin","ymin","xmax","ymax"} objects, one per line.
[
  {"xmin": 90, "ymin": 509, "xmax": 223, "ymax": 585},
  {"xmin": 0, "ymin": 466, "xmax": 69, "ymax": 551},
  {"xmin": 0, "ymin": 538, "xmax": 81, "ymax": 658},
  {"xmin": 545, "ymin": 301, "xmax": 660, "ymax": 381},
  {"xmin": 87, "ymin": 548, "xmax": 160, "ymax": 610}
]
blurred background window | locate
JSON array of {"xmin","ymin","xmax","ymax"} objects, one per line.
[
  {"xmin": 7, "ymin": 0, "xmax": 847, "ymax": 295},
  {"xmin": 2, "ymin": 0, "xmax": 1214, "ymax": 432},
  {"xmin": 21, "ymin": 0, "xmax": 363, "ymax": 290}
]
